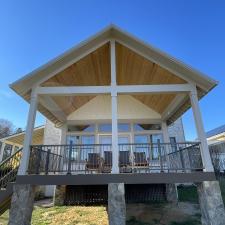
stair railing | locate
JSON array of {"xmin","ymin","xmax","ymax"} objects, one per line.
[{"xmin": 0, "ymin": 148, "xmax": 22, "ymax": 189}]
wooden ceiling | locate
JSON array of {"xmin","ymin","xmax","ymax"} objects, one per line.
[
  {"xmin": 116, "ymin": 43, "xmax": 187, "ymax": 85},
  {"xmin": 42, "ymin": 43, "xmax": 111, "ymax": 87},
  {"xmin": 51, "ymin": 96, "xmax": 95, "ymax": 115},
  {"xmin": 39, "ymin": 42, "xmax": 188, "ymax": 120},
  {"xmin": 133, "ymin": 94, "xmax": 177, "ymax": 114}
]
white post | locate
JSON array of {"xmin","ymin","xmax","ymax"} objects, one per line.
[
  {"xmin": 18, "ymin": 88, "xmax": 38, "ymax": 175},
  {"xmin": 0, "ymin": 142, "xmax": 6, "ymax": 162},
  {"xmin": 189, "ymin": 87, "xmax": 214, "ymax": 172},
  {"xmin": 110, "ymin": 39, "xmax": 119, "ymax": 173}
]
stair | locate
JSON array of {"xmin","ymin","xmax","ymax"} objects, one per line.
[{"xmin": 0, "ymin": 149, "xmax": 22, "ymax": 215}]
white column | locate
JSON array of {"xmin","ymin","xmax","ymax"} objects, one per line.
[
  {"xmin": 110, "ymin": 39, "xmax": 119, "ymax": 173},
  {"xmin": 111, "ymin": 94, "xmax": 119, "ymax": 173},
  {"xmin": 18, "ymin": 89, "xmax": 38, "ymax": 175},
  {"xmin": 0, "ymin": 142, "xmax": 6, "ymax": 162},
  {"xmin": 189, "ymin": 88, "xmax": 214, "ymax": 172}
]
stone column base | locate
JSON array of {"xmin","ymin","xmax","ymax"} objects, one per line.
[
  {"xmin": 53, "ymin": 185, "xmax": 66, "ymax": 206},
  {"xmin": 197, "ymin": 181, "xmax": 225, "ymax": 225},
  {"xmin": 8, "ymin": 184, "xmax": 36, "ymax": 225},
  {"xmin": 108, "ymin": 183, "xmax": 126, "ymax": 225},
  {"xmin": 166, "ymin": 183, "xmax": 178, "ymax": 203}
]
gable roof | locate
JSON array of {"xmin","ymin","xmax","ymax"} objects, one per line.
[
  {"xmin": 9, "ymin": 24, "xmax": 218, "ymax": 126},
  {"xmin": 206, "ymin": 124, "xmax": 225, "ymax": 138}
]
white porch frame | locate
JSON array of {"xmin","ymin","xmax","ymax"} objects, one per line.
[{"xmin": 18, "ymin": 39, "xmax": 214, "ymax": 175}]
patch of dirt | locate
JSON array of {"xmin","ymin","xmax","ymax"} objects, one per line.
[{"xmin": 126, "ymin": 202, "xmax": 200, "ymax": 225}]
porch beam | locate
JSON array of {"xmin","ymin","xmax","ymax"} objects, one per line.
[
  {"xmin": 189, "ymin": 86, "xmax": 214, "ymax": 172},
  {"xmin": 39, "ymin": 96, "xmax": 67, "ymax": 122},
  {"xmin": 36, "ymin": 86, "xmax": 111, "ymax": 96},
  {"xmin": 161, "ymin": 94, "xmax": 188, "ymax": 121},
  {"xmin": 36, "ymin": 84, "xmax": 193, "ymax": 96},
  {"xmin": 117, "ymin": 84, "xmax": 193, "ymax": 94},
  {"xmin": 18, "ymin": 88, "xmax": 38, "ymax": 175}
]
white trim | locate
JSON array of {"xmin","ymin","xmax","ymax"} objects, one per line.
[
  {"xmin": 36, "ymin": 86, "xmax": 111, "ymax": 96},
  {"xmin": 116, "ymin": 84, "xmax": 193, "ymax": 94},
  {"xmin": 0, "ymin": 142, "xmax": 6, "ymax": 162}
]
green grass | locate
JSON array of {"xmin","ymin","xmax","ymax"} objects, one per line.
[{"xmin": 177, "ymin": 185, "xmax": 199, "ymax": 203}]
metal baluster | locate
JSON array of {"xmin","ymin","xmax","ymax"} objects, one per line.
[
  {"xmin": 35, "ymin": 147, "xmax": 41, "ymax": 174},
  {"xmin": 45, "ymin": 148, "xmax": 51, "ymax": 175},
  {"xmin": 157, "ymin": 140, "xmax": 163, "ymax": 172},
  {"xmin": 179, "ymin": 147, "xmax": 185, "ymax": 172},
  {"xmin": 67, "ymin": 141, "xmax": 72, "ymax": 175}
]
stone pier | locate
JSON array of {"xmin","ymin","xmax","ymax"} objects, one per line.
[
  {"xmin": 53, "ymin": 185, "xmax": 66, "ymax": 206},
  {"xmin": 108, "ymin": 183, "xmax": 126, "ymax": 225},
  {"xmin": 166, "ymin": 183, "xmax": 178, "ymax": 203},
  {"xmin": 8, "ymin": 184, "xmax": 36, "ymax": 225},
  {"xmin": 197, "ymin": 181, "xmax": 225, "ymax": 225}
]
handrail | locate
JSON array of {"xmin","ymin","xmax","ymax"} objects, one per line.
[{"xmin": 0, "ymin": 148, "xmax": 22, "ymax": 189}]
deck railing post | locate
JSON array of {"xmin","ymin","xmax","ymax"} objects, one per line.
[
  {"xmin": 45, "ymin": 149, "xmax": 51, "ymax": 175},
  {"xmin": 157, "ymin": 140, "xmax": 164, "ymax": 172},
  {"xmin": 67, "ymin": 141, "xmax": 73, "ymax": 175}
]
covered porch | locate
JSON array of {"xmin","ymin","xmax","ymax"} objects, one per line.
[{"xmin": 10, "ymin": 26, "xmax": 216, "ymax": 180}]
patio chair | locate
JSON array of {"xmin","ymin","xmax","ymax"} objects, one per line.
[
  {"xmin": 102, "ymin": 151, "xmax": 112, "ymax": 173},
  {"xmin": 133, "ymin": 152, "xmax": 148, "ymax": 167},
  {"xmin": 85, "ymin": 153, "xmax": 102, "ymax": 172},
  {"xmin": 119, "ymin": 151, "xmax": 132, "ymax": 173}
]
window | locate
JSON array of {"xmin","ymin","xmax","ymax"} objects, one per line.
[
  {"xmin": 2, "ymin": 144, "xmax": 13, "ymax": 161},
  {"xmin": 134, "ymin": 124, "xmax": 161, "ymax": 131},
  {"xmin": 80, "ymin": 136, "xmax": 95, "ymax": 160},
  {"xmin": 118, "ymin": 123, "xmax": 130, "ymax": 132},
  {"xmin": 99, "ymin": 124, "xmax": 112, "ymax": 132},
  {"xmin": 68, "ymin": 125, "xmax": 95, "ymax": 132}
]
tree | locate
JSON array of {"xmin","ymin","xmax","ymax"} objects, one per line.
[
  {"xmin": 0, "ymin": 119, "xmax": 14, "ymax": 138},
  {"xmin": 15, "ymin": 128, "xmax": 23, "ymax": 134}
]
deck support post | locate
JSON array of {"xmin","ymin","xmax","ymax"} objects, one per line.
[
  {"xmin": 189, "ymin": 87, "xmax": 214, "ymax": 172},
  {"xmin": 108, "ymin": 183, "xmax": 126, "ymax": 225},
  {"xmin": 8, "ymin": 184, "xmax": 36, "ymax": 225},
  {"xmin": 18, "ymin": 88, "xmax": 38, "ymax": 175},
  {"xmin": 110, "ymin": 40, "xmax": 119, "ymax": 173},
  {"xmin": 197, "ymin": 181, "xmax": 225, "ymax": 225},
  {"xmin": 162, "ymin": 122, "xmax": 178, "ymax": 203}
]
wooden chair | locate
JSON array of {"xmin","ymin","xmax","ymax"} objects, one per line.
[
  {"xmin": 102, "ymin": 151, "xmax": 112, "ymax": 173},
  {"xmin": 85, "ymin": 153, "xmax": 101, "ymax": 172},
  {"xmin": 133, "ymin": 152, "xmax": 148, "ymax": 167},
  {"xmin": 119, "ymin": 151, "xmax": 132, "ymax": 173}
]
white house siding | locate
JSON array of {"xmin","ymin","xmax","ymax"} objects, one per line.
[
  {"xmin": 67, "ymin": 95, "xmax": 161, "ymax": 122},
  {"xmin": 168, "ymin": 118, "xmax": 186, "ymax": 142}
]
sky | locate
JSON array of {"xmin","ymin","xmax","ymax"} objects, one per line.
[{"xmin": 0, "ymin": 0, "xmax": 225, "ymax": 140}]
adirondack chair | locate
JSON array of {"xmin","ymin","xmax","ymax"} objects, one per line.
[
  {"xmin": 119, "ymin": 151, "xmax": 132, "ymax": 173},
  {"xmin": 85, "ymin": 153, "xmax": 102, "ymax": 172},
  {"xmin": 102, "ymin": 151, "xmax": 112, "ymax": 173},
  {"xmin": 133, "ymin": 152, "xmax": 148, "ymax": 167}
]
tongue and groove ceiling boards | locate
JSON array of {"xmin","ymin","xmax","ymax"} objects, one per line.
[{"xmin": 10, "ymin": 25, "xmax": 217, "ymax": 126}]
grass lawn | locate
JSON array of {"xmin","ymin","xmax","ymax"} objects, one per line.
[{"xmin": 0, "ymin": 205, "xmax": 109, "ymax": 225}]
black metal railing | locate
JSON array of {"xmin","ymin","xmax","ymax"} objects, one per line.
[
  {"xmin": 118, "ymin": 142, "xmax": 203, "ymax": 173},
  {"xmin": 0, "ymin": 148, "xmax": 22, "ymax": 189},
  {"xmin": 28, "ymin": 144, "xmax": 112, "ymax": 174},
  {"xmin": 28, "ymin": 142, "xmax": 203, "ymax": 174}
]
